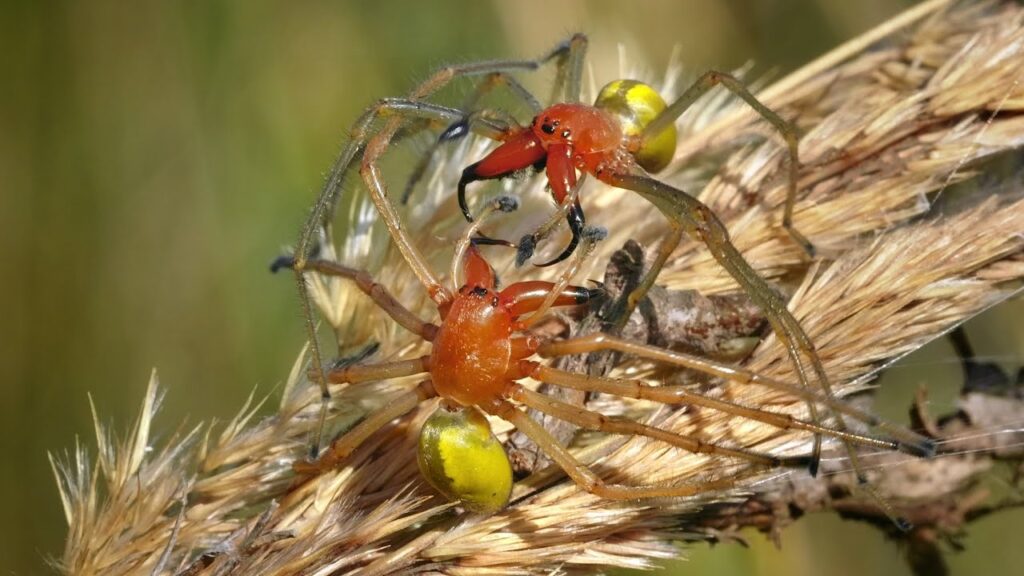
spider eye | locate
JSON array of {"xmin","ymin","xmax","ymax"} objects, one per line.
[
  {"xmin": 470, "ymin": 286, "xmax": 489, "ymax": 297},
  {"xmin": 594, "ymin": 79, "xmax": 677, "ymax": 173},
  {"xmin": 418, "ymin": 406, "xmax": 513, "ymax": 514}
]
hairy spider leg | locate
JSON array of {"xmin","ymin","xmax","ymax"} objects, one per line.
[
  {"xmin": 525, "ymin": 351, "xmax": 926, "ymax": 458},
  {"xmin": 272, "ymin": 254, "xmax": 443, "ymax": 469},
  {"xmin": 401, "ymin": 72, "xmax": 541, "ymax": 204},
  {"xmin": 610, "ymin": 172, "xmax": 898, "ymax": 499},
  {"xmin": 292, "ymin": 379, "xmax": 436, "ymax": 475},
  {"xmin": 516, "ymin": 361, "xmax": 915, "ymax": 493},
  {"xmin": 642, "ymin": 70, "xmax": 810, "ymax": 255},
  {"xmin": 508, "ymin": 384, "xmax": 811, "ymax": 467},
  {"xmin": 551, "ymin": 32, "xmax": 589, "ymax": 104},
  {"xmin": 490, "ymin": 399, "xmax": 773, "ymax": 500},
  {"xmin": 538, "ymin": 333, "xmax": 935, "ymax": 456},
  {"xmin": 520, "ymin": 344, "xmax": 925, "ymax": 526},
  {"xmin": 274, "ymin": 256, "xmax": 441, "ymax": 341}
]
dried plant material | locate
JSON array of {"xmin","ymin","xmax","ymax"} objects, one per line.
[
  {"xmin": 694, "ymin": 383, "xmax": 1024, "ymax": 575},
  {"xmin": 53, "ymin": 1, "xmax": 1024, "ymax": 574}
]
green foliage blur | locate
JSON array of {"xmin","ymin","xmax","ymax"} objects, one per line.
[{"xmin": 2, "ymin": 1, "xmax": 1019, "ymax": 574}]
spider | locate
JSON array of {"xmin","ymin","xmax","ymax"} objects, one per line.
[
  {"xmin": 276, "ymin": 200, "xmax": 933, "ymax": 514},
  {"xmin": 285, "ymin": 34, "xmax": 935, "ymax": 504}
]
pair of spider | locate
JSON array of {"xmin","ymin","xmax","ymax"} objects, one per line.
[{"xmin": 276, "ymin": 34, "xmax": 934, "ymax": 518}]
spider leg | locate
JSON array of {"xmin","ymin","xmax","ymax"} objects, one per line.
[
  {"xmin": 294, "ymin": 379, "xmax": 436, "ymax": 476},
  {"xmin": 608, "ymin": 171, "xmax": 836, "ymax": 473},
  {"xmin": 282, "ymin": 241, "xmax": 439, "ymax": 456},
  {"xmin": 546, "ymin": 33, "xmax": 588, "ymax": 104},
  {"xmin": 299, "ymin": 355, "xmax": 430, "ymax": 462},
  {"xmin": 490, "ymin": 399, "xmax": 765, "ymax": 499},
  {"xmin": 401, "ymin": 71, "xmax": 541, "ymax": 204},
  {"xmin": 324, "ymin": 356, "xmax": 431, "ymax": 385},
  {"xmin": 528, "ymin": 357, "xmax": 913, "ymax": 528},
  {"xmin": 535, "ymin": 334, "xmax": 935, "ymax": 457},
  {"xmin": 509, "ymin": 383, "xmax": 811, "ymax": 468},
  {"xmin": 523, "ymin": 362, "xmax": 905, "ymax": 454},
  {"xmin": 643, "ymin": 70, "xmax": 811, "ymax": 255},
  {"xmin": 272, "ymin": 256, "xmax": 439, "ymax": 341}
]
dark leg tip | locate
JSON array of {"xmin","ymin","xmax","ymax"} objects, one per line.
[
  {"xmin": 905, "ymin": 438, "xmax": 938, "ymax": 459},
  {"xmin": 807, "ymin": 458, "xmax": 820, "ymax": 478},
  {"xmin": 894, "ymin": 517, "xmax": 913, "ymax": 533},
  {"xmin": 494, "ymin": 196, "xmax": 519, "ymax": 213},
  {"xmin": 581, "ymin": 225, "xmax": 608, "ymax": 243},
  {"xmin": 781, "ymin": 455, "xmax": 815, "ymax": 469},
  {"xmin": 270, "ymin": 255, "xmax": 296, "ymax": 273},
  {"xmin": 516, "ymin": 235, "xmax": 537, "ymax": 267},
  {"xmin": 792, "ymin": 231, "xmax": 816, "ymax": 259},
  {"xmin": 331, "ymin": 342, "xmax": 381, "ymax": 371},
  {"xmin": 440, "ymin": 119, "xmax": 470, "ymax": 142},
  {"xmin": 570, "ymin": 286, "xmax": 595, "ymax": 305}
]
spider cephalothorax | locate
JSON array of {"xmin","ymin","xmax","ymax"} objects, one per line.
[{"xmin": 429, "ymin": 247, "xmax": 589, "ymax": 409}]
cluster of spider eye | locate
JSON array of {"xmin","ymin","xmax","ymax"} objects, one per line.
[{"xmin": 273, "ymin": 34, "xmax": 934, "ymax": 521}]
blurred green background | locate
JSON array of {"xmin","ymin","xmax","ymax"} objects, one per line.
[{"xmin": 2, "ymin": 1, "xmax": 1020, "ymax": 574}]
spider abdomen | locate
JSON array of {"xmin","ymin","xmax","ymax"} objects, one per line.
[{"xmin": 594, "ymin": 79, "xmax": 677, "ymax": 173}]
